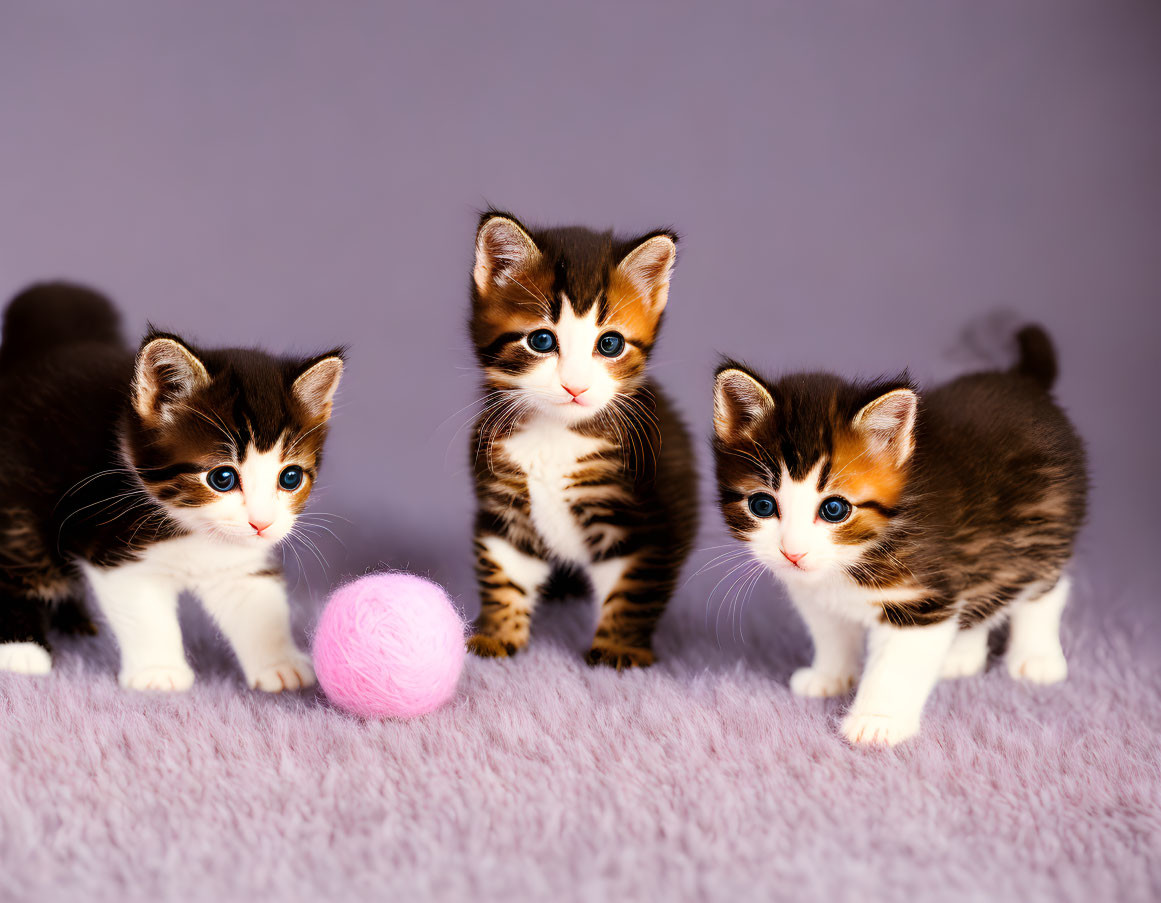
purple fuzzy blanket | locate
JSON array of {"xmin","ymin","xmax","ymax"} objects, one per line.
[{"xmin": 1, "ymin": 562, "xmax": 1157, "ymax": 903}]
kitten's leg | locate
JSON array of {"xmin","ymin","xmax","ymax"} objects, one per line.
[
  {"xmin": 940, "ymin": 624, "xmax": 991, "ymax": 679},
  {"xmin": 198, "ymin": 571, "xmax": 314, "ymax": 692},
  {"xmin": 83, "ymin": 564, "xmax": 193, "ymax": 691},
  {"xmin": 1007, "ymin": 575, "xmax": 1069, "ymax": 684},
  {"xmin": 788, "ymin": 602, "xmax": 863, "ymax": 697},
  {"xmin": 0, "ymin": 590, "xmax": 52, "ymax": 675},
  {"xmin": 468, "ymin": 534, "xmax": 551, "ymax": 657},
  {"xmin": 585, "ymin": 551, "xmax": 671, "ymax": 669},
  {"xmin": 842, "ymin": 618, "xmax": 958, "ymax": 747}
]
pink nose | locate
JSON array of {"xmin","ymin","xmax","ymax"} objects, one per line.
[
  {"xmin": 782, "ymin": 550, "xmax": 807, "ymax": 565},
  {"xmin": 249, "ymin": 519, "xmax": 273, "ymax": 534},
  {"xmin": 563, "ymin": 384, "xmax": 587, "ymax": 398}
]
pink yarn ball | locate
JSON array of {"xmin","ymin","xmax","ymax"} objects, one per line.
[{"xmin": 312, "ymin": 573, "xmax": 466, "ymax": 719}]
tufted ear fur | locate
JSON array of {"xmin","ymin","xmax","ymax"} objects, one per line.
[
  {"xmin": 473, "ymin": 213, "xmax": 541, "ymax": 294},
  {"xmin": 292, "ymin": 354, "xmax": 345, "ymax": 422},
  {"xmin": 133, "ymin": 335, "xmax": 209, "ymax": 421},
  {"xmin": 714, "ymin": 366, "xmax": 775, "ymax": 442},
  {"xmin": 853, "ymin": 389, "xmax": 918, "ymax": 466},
  {"xmin": 615, "ymin": 233, "xmax": 677, "ymax": 312}
]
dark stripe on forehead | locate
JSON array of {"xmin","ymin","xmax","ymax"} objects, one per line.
[
  {"xmin": 138, "ymin": 462, "xmax": 204, "ymax": 483},
  {"xmin": 817, "ymin": 458, "xmax": 833, "ymax": 491},
  {"xmin": 858, "ymin": 500, "xmax": 900, "ymax": 518},
  {"xmin": 479, "ymin": 332, "xmax": 524, "ymax": 360}
]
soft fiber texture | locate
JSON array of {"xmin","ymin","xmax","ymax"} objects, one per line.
[
  {"xmin": 312, "ymin": 573, "xmax": 466, "ymax": 718},
  {"xmin": 0, "ymin": 567, "xmax": 1158, "ymax": 903}
]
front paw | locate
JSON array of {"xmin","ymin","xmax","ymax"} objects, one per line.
[
  {"xmin": 790, "ymin": 666, "xmax": 856, "ymax": 698},
  {"xmin": 467, "ymin": 634, "xmax": 518, "ymax": 658},
  {"xmin": 841, "ymin": 712, "xmax": 920, "ymax": 747},
  {"xmin": 1008, "ymin": 652, "xmax": 1067, "ymax": 685},
  {"xmin": 0, "ymin": 642, "xmax": 53, "ymax": 676},
  {"xmin": 251, "ymin": 652, "xmax": 315, "ymax": 692},
  {"xmin": 585, "ymin": 642, "xmax": 654, "ymax": 670},
  {"xmin": 121, "ymin": 664, "xmax": 195, "ymax": 692}
]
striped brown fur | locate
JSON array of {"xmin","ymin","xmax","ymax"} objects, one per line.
[
  {"xmin": 467, "ymin": 211, "xmax": 698, "ymax": 668},
  {"xmin": 713, "ymin": 326, "xmax": 1088, "ymax": 632}
]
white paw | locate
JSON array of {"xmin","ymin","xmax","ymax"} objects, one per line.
[
  {"xmin": 1008, "ymin": 652, "xmax": 1067, "ymax": 684},
  {"xmin": 841, "ymin": 712, "xmax": 920, "ymax": 747},
  {"xmin": 0, "ymin": 642, "xmax": 52, "ymax": 675},
  {"xmin": 250, "ymin": 652, "xmax": 315, "ymax": 692},
  {"xmin": 790, "ymin": 666, "xmax": 856, "ymax": 698},
  {"xmin": 121, "ymin": 664, "xmax": 195, "ymax": 692},
  {"xmin": 940, "ymin": 648, "xmax": 988, "ymax": 679}
]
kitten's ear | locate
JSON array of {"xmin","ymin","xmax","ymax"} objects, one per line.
[
  {"xmin": 473, "ymin": 213, "xmax": 540, "ymax": 293},
  {"xmin": 292, "ymin": 352, "xmax": 345, "ymax": 422},
  {"xmin": 853, "ymin": 389, "xmax": 918, "ymax": 466},
  {"xmin": 616, "ymin": 232, "xmax": 677, "ymax": 312},
  {"xmin": 714, "ymin": 366, "xmax": 775, "ymax": 441},
  {"xmin": 133, "ymin": 335, "xmax": 210, "ymax": 421}
]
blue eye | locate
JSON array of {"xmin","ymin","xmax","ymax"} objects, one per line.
[
  {"xmin": 748, "ymin": 493, "xmax": 777, "ymax": 518},
  {"xmin": 279, "ymin": 466, "xmax": 303, "ymax": 491},
  {"xmin": 819, "ymin": 497, "xmax": 851, "ymax": 523},
  {"xmin": 528, "ymin": 329, "xmax": 557, "ymax": 353},
  {"xmin": 207, "ymin": 466, "xmax": 238, "ymax": 492},
  {"xmin": 597, "ymin": 332, "xmax": 625, "ymax": 357}
]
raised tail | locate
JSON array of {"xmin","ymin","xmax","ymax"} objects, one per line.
[
  {"xmin": 1012, "ymin": 324, "xmax": 1057, "ymax": 391},
  {"xmin": 0, "ymin": 281, "xmax": 123, "ymax": 371}
]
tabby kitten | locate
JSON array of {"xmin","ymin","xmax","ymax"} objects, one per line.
[
  {"xmin": 0, "ymin": 283, "xmax": 343, "ymax": 691},
  {"xmin": 467, "ymin": 211, "xmax": 698, "ymax": 668},
  {"xmin": 712, "ymin": 325, "xmax": 1086, "ymax": 746}
]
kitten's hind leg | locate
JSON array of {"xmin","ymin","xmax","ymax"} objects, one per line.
[
  {"xmin": 0, "ymin": 590, "xmax": 52, "ymax": 675},
  {"xmin": 940, "ymin": 623, "xmax": 991, "ymax": 679},
  {"xmin": 842, "ymin": 618, "xmax": 959, "ymax": 747},
  {"xmin": 1007, "ymin": 576, "xmax": 1069, "ymax": 684},
  {"xmin": 199, "ymin": 570, "xmax": 313, "ymax": 692},
  {"xmin": 788, "ymin": 600, "xmax": 863, "ymax": 697},
  {"xmin": 469, "ymin": 534, "xmax": 551, "ymax": 658}
]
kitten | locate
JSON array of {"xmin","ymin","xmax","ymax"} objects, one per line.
[
  {"xmin": 711, "ymin": 325, "xmax": 1087, "ymax": 745},
  {"xmin": 466, "ymin": 211, "xmax": 698, "ymax": 668},
  {"xmin": 0, "ymin": 282, "xmax": 343, "ymax": 691}
]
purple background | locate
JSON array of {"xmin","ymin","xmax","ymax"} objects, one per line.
[{"xmin": 2, "ymin": 2, "xmax": 1158, "ymax": 626}]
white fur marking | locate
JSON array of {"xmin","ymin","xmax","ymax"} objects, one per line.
[
  {"xmin": 788, "ymin": 601, "xmax": 863, "ymax": 697},
  {"xmin": 479, "ymin": 535, "xmax": 552, "ymax": 597},
  {"xmin": 80, "ymin": 531, "xmax": 304, "ymax": 692},
  {"xmin": 589, "ymin": 557, "xmax": 630, "ymax": 607},
  {"xmin": 1007, "ymin": 575, "xmax": 1070, "ymax": 684},
  {"xmin": 501, "ymin": 420, "xmax": 609, "ymax": 565},
  {"xmin": 0, "ymin": 642, "xmax": 52, "ymax": 675},
  {"xmin": 842, "ymin": 619, "xmax": 959, "ymax": 746},
  {"xmin": 941, "ymin": 624, "xmax": 991, "ymax": 679}
]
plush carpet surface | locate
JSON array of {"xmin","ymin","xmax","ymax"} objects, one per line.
[{"xmin": 1, "ymin": 557, "xmax": 1158, "ymax": 903}]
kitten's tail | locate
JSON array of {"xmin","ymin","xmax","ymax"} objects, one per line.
[
  {"xmin": 1012, "ymin": 324, "xmax": 1058, "ymax": 391},
  {"xmin": 0, "ymin": 281, "xmax": 123, "ymax": 370}
]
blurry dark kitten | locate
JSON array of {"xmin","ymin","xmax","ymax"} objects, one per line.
[
  {"xmin": 0, "ymin": 283, "xmax": 343, "ymax": 691},
  {"xmin": 466, "ymin": 211, "xmax": 698, "ymax": 668},
  {"xmin": 712, "ymin": 325, "xmax": 1087, "ymax": 745}
]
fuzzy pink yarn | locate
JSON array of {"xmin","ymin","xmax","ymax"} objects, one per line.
[{"xmin": 312, "ymin": 573, "xmax": 467, "ymax": 719}]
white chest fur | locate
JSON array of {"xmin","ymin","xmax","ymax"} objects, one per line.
[
  {"xmin": 782, "ymin": 570, "xmax": 891, "ymax": 628},
  {"xmin": 501, "ymin": 419, "xmax": 609, "ymax": 565},
  {"xmin": 80, "ymin": 533, "xmax": 275, "ymax": 591}
]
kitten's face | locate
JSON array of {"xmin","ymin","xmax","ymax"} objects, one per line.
[
  {"xmin": 123, "ymin": 335, "xmax": 344, "ymax": 547},
  {"xmin": 712, "ymin": 367, "xmax": 917, "ymax": 583},
  {"xmin": 470, "ymin": 212, "xmax": 677, "ymax": 425}
]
